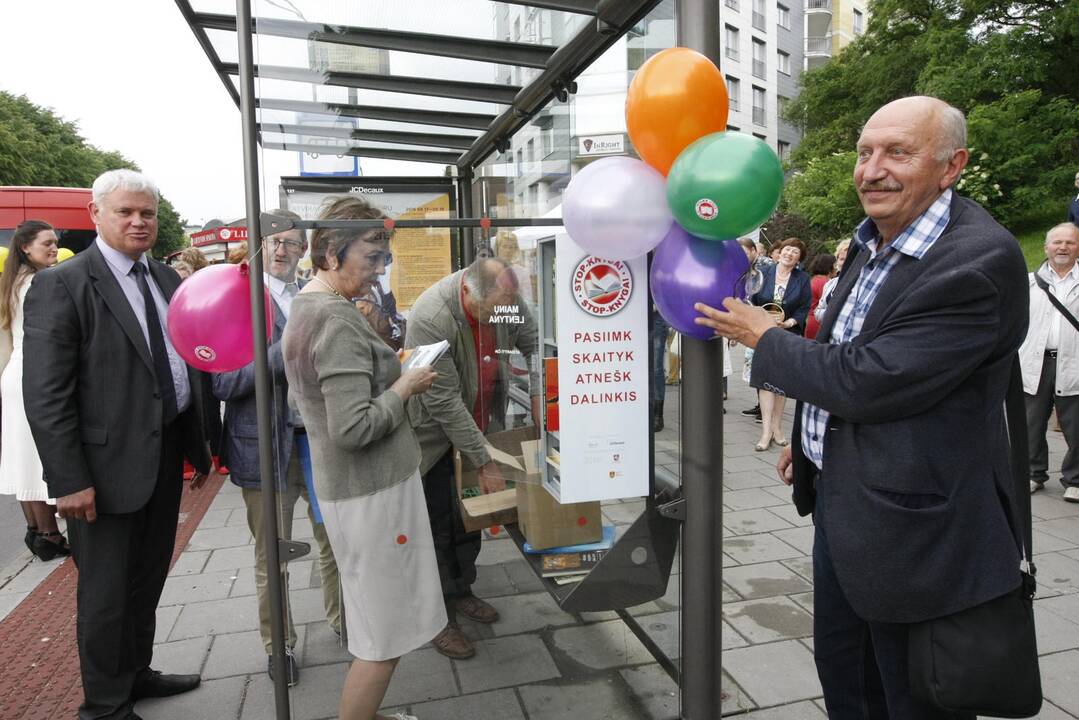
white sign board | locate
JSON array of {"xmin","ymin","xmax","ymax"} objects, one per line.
[
  {"xmin": 554, "ymin": 232, "xmax": 649, "ymax": 502},
  {"xmin": 577, "ymin": 134, "xmax": 625, "ymax": 156}
]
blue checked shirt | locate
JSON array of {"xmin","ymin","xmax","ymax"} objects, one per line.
[{"xmin": 800, "ymin": 190, "xmax": 953, "ymax": 469}]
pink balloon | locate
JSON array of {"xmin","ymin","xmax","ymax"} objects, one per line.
[{"xmin": 167, "ymin": 263, "xmax": 273, "ymax": 373}]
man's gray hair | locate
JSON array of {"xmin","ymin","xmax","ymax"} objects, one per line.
[
  {"xmin": 92, "ymin": 169, "xmax": 160, "ymax": 206},
  {"xmin": 1046, "ymin": 222, "xmax": 1079, "ymax": 244},
  {"xmin": 934, "ymin": 104, "xmax": 967, "ymax": 162},
  {"xmin": 463, "ymin": 256, "xmax": 518, "ymax": 298}
]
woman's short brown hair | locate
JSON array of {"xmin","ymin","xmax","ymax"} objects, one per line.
[
  {"xmin": 776, "ymin": 237, "xmax": 807, "ymax": 261},
  {"xmin": 310, "ymin": 196, "xmax": 390, "ymax": 271}
]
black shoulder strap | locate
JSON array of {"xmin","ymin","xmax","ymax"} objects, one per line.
[
  {"xmin": 1033, "ymin": 272, "xmax": 1079, "ymax": 334},
  {"xmin": 1005, "ymin": 355, "xmax": 1036, "ymax": 585}
]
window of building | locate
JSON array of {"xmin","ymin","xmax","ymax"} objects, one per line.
[
  {"xmin": 541, "ymin": 125, "xmax": 554, "ymax": 158},
  {"xmin": 752, "ymin": 86, "xmax": 766, "ymax": 126},
  {"xmin": 527, "ymin": 138, "xmax": 535, "ymax": 164},
  {"xmin": 853, "ymin": 9, "xmax": 864, "ymax": 35},
  {"xmin": 753, "ymin": 133, "xmax": 768, "ymax": 142},
  {"xmin": 778, "ymin": 140, "xmax": 790, "ymax": 160},
  {"xmin": 726, "ymin": 75, "xmax": 741, "ymax": 112},
  {"xmin": 727, "ymin": 125, "xmax": 741, "ymax": 132},
  {"xmin": 777, "ymin": 94, "xmax": 791, "ymax": 118},
  {"xmin": 516, "ymin": 148, "xmax": 523, "ymax": 175},
  {"xmin": 725, "ymin": 25, "xmax": 740, "ymax": 62},
  {"xmin": 725, "ymin": 0, "xmax": 739, "ymax": 10},
  {"xmin": 752, "ymin": 0, "xmax": 766, "ymax": 30},
  {"xmin": 752, "ymin": 39, "xmax": 766, "ymax": 79},
  {"xmin": 777, "ymin": 3, "xmax": 790, "ymax": 29},
  {"xmin": 777, "ymin": 50, "xmax": 790, "ymax": 75}
]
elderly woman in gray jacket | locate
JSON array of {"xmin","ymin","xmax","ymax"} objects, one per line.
[{"xmin": 283, "ymin": 196, "xmax": 443, "ymax": 720}]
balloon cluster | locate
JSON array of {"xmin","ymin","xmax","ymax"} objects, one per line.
[{"xmin": 561, "ymin": 47, "xmax": 784, "ymax": 340}]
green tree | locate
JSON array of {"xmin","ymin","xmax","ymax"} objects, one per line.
[
  {"xmin": 0, "ymin": 91, "xmax": 191, "ymax": 257},
  {"xmin": 784, "ymin": 0, "xmax": 1079, "ymax": 231}
]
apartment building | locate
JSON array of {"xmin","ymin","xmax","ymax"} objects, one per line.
[
  {"xmin": 805, "ymin": 0, "xmax": 868, "ymax": 70},
  {"xmin": 476, "ymin": 1, "xmax": 807, "ymax": 221}
]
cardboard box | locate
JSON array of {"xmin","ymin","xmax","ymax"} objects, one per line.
[
  {"xmin": 517, "ymin": 439, "xmax": 603, "ymax": 550},
  {"xmin": 453, "ymin": 427, "xmax": 532, "ymax": 533}
]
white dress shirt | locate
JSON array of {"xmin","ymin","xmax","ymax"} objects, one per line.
[
  {"xmin": 95, "ymin": 237, "xmax": 191, "ymax": 412},
  {"xmin": 1039, "ymin": 262, "xmax": 1079, "ymax": 350}
]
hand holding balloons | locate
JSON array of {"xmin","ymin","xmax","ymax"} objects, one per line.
[{"xmin": 650, "ymin": 226, "xmax": 751, "ymax": 340}]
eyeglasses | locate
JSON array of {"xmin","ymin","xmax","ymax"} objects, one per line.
[
  {"xmin": 365, "ymin": 251, "xmax": 393, "ymax": 267},
  {"xmin": 267, "ymin": 238, "xmax": 304, "ymax": 251}
]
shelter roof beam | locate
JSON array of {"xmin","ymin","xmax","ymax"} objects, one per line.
[
  {"xmin": 260, "ymin": 123, "xmax": 476, "ymax": 150},
  {"xmin": 195, "ymin": 12, "xmax": 556, "ymax": 69},
  {"xmin": 222, "ymin": 63, "xmax": 520, "ymax": 105}
]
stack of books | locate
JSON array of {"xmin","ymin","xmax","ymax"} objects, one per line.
[{"xmin": 526, "ymin": 526, "xmax": 617, "ymax": 585}]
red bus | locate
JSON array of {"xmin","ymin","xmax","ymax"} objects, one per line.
[{"xmin": 0, "ymin": 186, "xmax": 95, "ymax": 252}]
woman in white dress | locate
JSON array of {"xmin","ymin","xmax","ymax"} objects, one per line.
[{"xmin": 0, "ymin": 220, "xmax": 64, "ymax": 560}]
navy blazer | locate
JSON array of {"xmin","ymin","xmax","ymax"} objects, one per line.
[
  {"xmin": 213, "ymin": 282, "xmax": 303, "ymax": 490},
  {"xmin": 751, "ymin": 192, "xmax": 1029, "ymax": 624},
  {"xmin": 751, "ymin": 264, "xmax": 812, "ymax": 334}
]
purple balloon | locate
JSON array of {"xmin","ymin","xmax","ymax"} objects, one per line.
[
  {"xmin": 562, "ymin": 156, "xmax": 673, "ymax": 260},
  {"xmin": 650, "ymin": 226, "xmax": 750, "ymax": 340}
]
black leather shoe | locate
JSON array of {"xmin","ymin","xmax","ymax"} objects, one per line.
[
  {"xmin": 268, "ymin": 651, "xmax": 300, "ymax": 687},
  {"xmin": 131, "ymin": 670, "xmax": 201, "ymax": 699}
]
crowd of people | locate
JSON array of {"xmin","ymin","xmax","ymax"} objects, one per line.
[{"xmin": 3, "ymin": 94, "xmax": 1079, "ymax": 720}]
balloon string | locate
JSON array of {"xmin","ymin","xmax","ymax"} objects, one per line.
[{"xmin": 244, "ymin": 242, "xmax": 266, "ymax": 268}]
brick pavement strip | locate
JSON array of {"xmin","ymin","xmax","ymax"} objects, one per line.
[{"xmin": 0, "ymin": 473, "xmax": 225, "ymax": 720}]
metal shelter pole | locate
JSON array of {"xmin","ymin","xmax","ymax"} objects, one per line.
[
  {"xmin": 677, "ymin": 1, "xmax": 724, "ymax": 718},
  {"xmin": 458, "ymin": 169, "xmax": 476, "ymax": 265},
  {"xmin": 235, "ymin": 1, "xmax": 292, "ymax": 718}
]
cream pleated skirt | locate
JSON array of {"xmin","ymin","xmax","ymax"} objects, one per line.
[{"xmin": 318, "ymin": 469, "xmax": 447, "ymax": 661}]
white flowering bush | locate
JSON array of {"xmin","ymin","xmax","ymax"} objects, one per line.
[{"xmin": 955, "ymin": 149, "xmax": 1004, "ymax": 207}]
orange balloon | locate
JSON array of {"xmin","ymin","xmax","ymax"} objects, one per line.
[{"xmin": 626, "ymin": 47, "xmax": 729, "ymax": 176}]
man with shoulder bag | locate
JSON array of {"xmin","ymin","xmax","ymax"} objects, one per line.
[
  {"xmin": 695, "ymin": 97, "xmax": 1042, "ymax": 719},
  {"xmin": 1021, "ymin": 223, "xmax": 1079, "ymax": 502}
]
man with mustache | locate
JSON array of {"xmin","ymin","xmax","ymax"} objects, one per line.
[
  {"xmin": 1021, "ymin": 222, "xmax": 1079, "ymax": 502},
  {"xmin": 695, "ymin": 97, "xmax": 1029, "ymax": 717}
]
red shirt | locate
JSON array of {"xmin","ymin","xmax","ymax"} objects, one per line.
[{"xmin": 462, "ymin": 284, "xmax": 499, "ymax": 432}]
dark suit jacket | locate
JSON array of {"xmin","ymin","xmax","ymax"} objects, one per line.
[
  {"xmin": 751, "ymin": 264, "xmax": 812, "ymax": 334},
  {"xmin": 1069, "ymin": 195, "xmax": 1079, "ymax": 227},
  {"xmin": 213, "ymin": 287, "xmax": 299, "ymax": 490},
  {"xmin": 22, "ymin": 242, "xmax": 211, "ymax": 514},
  {"xmin": 751, "ymin": 192, "xmax": 1029, "ymax": 623}
]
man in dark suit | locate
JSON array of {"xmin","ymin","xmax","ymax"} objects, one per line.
[
  {"xmin": 23, "ymin": 169, "xmax": 212, "ymax": 720},
  {"xmin": 212, "ymin": 212, "xmax": 339, "ymax": 686},
  {"xmin": 696, "ymin": 97, "xmax": 1029, "ymax": 717},
  {"xmin": 1069, "ymin": 170, "xmax": 1079, "ymax": 227}
]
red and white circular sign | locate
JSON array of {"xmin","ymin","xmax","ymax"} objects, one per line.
[
  {"xmin": 571, "ymin": 256, "xmax": 633, "ymax": 316},
  {"xmin": 695, "ymin": 198, "xmax": 718, "ymax": 220},
  {"xmin": 195, "ymin": 345, "xmax": 217, "ymax": 362}
]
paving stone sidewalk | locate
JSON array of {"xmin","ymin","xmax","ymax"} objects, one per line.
[{"xmin": 2, "ymin": 349, "xmax": 1078, "ymax": 719}]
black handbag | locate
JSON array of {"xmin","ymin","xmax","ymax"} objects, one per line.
[{"xmin": 907, "ymin": 358, "xmax": 1043, "ymax": 718}]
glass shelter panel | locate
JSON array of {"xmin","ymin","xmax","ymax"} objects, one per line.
[{"xmin": 232, "ymin": 1, "xmax": 690, "ymax": 717}]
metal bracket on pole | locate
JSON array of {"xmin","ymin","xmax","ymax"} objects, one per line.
[
  {"xmin": 657, "ymin": 495, "xmax": 686, "ymax": 523},
  {"xmin": 260, "ymin": 212, "xmax": 296, "ymax": 238},
  {"xmin": 278, "ymin": 539, "xmax": 311, "ymax": 563}
]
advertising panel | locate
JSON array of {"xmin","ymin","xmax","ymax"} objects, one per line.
[
  {"xmin": 280, "ymin": 177, "xmax": 455, "ymax": 310},
  {"xmin": 553, "ymin": 232, "xmax": 649, "ymax": 502}
]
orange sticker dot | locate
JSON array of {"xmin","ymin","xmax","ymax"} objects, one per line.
[
  {"xmin": 396, "ymin": 534, "xmax": 408, "ymax": 545},
  {"xmin": 490, "ymin": 525, "xmax": 501, "ymax": 535},
  {"xmin": 577, "ymin": 516, "xmax": 588, "ymax": 527}
]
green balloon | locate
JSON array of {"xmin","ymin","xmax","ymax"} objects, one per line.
[{"xmin": 666, "ymin": 131, "xmax": 784, "ymax": 240}]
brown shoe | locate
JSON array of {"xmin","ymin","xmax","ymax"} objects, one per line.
[
  {"xmin": 455, "ymin": 594, "xmax": 500, "ymax": 624},
  {"xmin": 432, "ymin": 624, "xmax": 475, "ymax": 659}
]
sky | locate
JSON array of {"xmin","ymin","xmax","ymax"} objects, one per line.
[{"xmin": 0, "ymin": 0, "xmax": 502, "ymax": 227}]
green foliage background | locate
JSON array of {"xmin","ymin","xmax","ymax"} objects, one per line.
[
  {"xmin": 782, "ymin": 0, "xmax": 1079, "ymax": 251},
  {"xmin": 0, "ymin": 92, "xmax": 189, "ymax": 258}
]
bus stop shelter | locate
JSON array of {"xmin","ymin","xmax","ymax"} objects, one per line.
[{"xmin": 175, "ymin": 2, "xmax": 727, "ymax": 717}]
